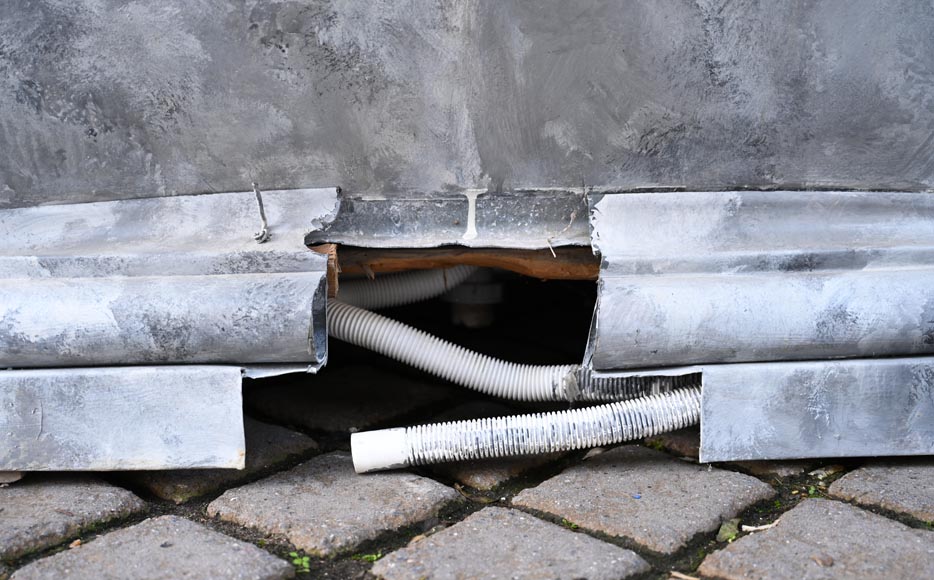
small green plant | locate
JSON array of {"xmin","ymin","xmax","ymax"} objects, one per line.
[
  {"xmin": 289, "ymin": 552, "xmax": 310, "ymax": 574},
  {"xmin": 773, "ymin": 499, "xmax": 782, "ymax": 509},
  {"xmin": 352, "ymin": 550, "xmax": 383, "ymax": 563},
  {"xmin": 646, "ymin": 439, "xmax": 666, "ymax": 452},
  {"xmin": 561, "ymin": 518, "xmax": 579, "ymax": 530},
  {"xmin": 807, "ymin": 485, "xmax": 819, "ymax": 497},
  {"xmin": 716, "ymin": 518, "xmax": 740, "ymax": 543}
]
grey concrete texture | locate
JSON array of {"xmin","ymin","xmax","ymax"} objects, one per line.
[
  {"xmin": 207, "ymin": 451, "xmax": 461, "ymax": 556},
  {"xmin": 0, "ymin": 476, "xmax": 145, "ymax": 561},
  {"xmin": 11, "ymin": 515, "xmax": 294, "ymax": 580},
  {"xmin": 245, "ymin": 366, "xmax": 457, "ymax": 433},
  {"xmin": 698, "ymin": 499, "xmax": 934, "ymax": 580},
  {"xmin": 828, "ymin": 460, "xmax": 934, "ymax": 523},
  {"xmin": 372, "ymin": 506, "xmax": 650, "ymax": 580},
  {"xmin": 128, "ymin": 418, "xmax": 318, "ymax": 504},
  {"xmin": 512, "ymin": 446, "xmax": 775, "ymax": 555},
  {"xmin": 3, "ymin": 1, "xmax": 934, "ymax": 208}
]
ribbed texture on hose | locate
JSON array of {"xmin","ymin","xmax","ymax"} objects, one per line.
[
  {"xmin": 328, "ymin": 299, "xmax": 577, "ymax": 401},
  {"xmin": 338, "ymin": 266, "xmax": 478, "ymax": 310},
  {"xmin": 398, "ymin": 388, "xmax": 700, "ymax": 468},
  {"xmin": 576, "ymin": 370, "xmax": 702, "ymax": 401}
]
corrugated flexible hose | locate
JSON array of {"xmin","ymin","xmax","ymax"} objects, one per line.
[
  {"xmin": 337, "ymin": 265, "xmax": 478, "ymax": 310},
  {"xmin": 328, "ymin": 299, "xmax": 578, "ymax": 401},
  {"xmin": 351, "ymin": 387, "xmax": 701, "ymax": 472},
  {"xmin": 330, "ymin": 266, "xmax": 702, "ymax": 472}
]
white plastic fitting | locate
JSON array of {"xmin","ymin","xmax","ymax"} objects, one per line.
[{"xmin": 351, "ymin": 428, "xmax": 409, "ymax": 473}]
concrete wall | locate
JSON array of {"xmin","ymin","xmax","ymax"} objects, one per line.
[{"xmin": 2, "ymin": 0, "xmax": 933, "ymax": 207}]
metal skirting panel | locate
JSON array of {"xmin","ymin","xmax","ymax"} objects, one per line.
[
  {"xmin": 699, "ymin": 357, "xmax": 934, "ymax": 462},
  {"xmin": 0, "ymin": 366, "xmax": 245, "ymax": 471},
  {"xmin": 0, "ymin": 188, "xmax": 337, "ymax": 369},
  {"xmin": 586, "ymin": 191, "xmax": 934, "ymax": 371}
]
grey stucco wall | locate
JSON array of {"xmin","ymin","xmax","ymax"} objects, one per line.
[{"xmin": 2, "ymin": 0, "xmax": 933, "ymax": 207}]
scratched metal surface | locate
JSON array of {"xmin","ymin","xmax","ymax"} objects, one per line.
[
  {"xmin": 586, "ymin": 191, "xmax": 934, "ymax": 370},
  {"xmin": 2, "ymin": 1, "xmax": 933, "ymax": 208},
  {"xmin": 0, "ymin": 366, "xmax": 245, "ymax": 470},
  {"xmin": 306, "ymin": 189, "xmax": 590, "ymax": 249},
  {"xmin": 699, "ymin": 357, "xmax": 934, "ymax": 462},
  {"xmin": 0, "ymin": 188, "xmax": 337, "ymax": 368}
]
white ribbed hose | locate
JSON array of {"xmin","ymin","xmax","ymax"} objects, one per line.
[
  {"xmin": 338, "ymin": 265, "xmax": 478, "ymax": 310},
  {"xmin": 328, "ymin": 299, "xmax": 578, "ymax": 401},
  {"xmin": 351, "ymin": 387, "xmax": 702, "ymax": 473}
]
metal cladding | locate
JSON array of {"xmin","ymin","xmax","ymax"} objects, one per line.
[
  {"xmin": 0, "ymin": 188, "xmax": 335, "ymax": 470},
  {"xmin": 586, "ymin": 191, "xmax": 934, "ymax": 370},
  {"xmin": 0, "ymin": 188, "xmax": 338, "ymax": 369},
  {"xmin": 0, "ymin": 366, "xmax": 245, "ymax": 471},
  {"xmin": 699, "ymin": 357, "xmax": 934, "ymax": 462},
  {"xmin": 306, "ymin": 189, "xmax": 590, "ymax": 250},
  {"xmin": 584, "ymin": 190, "xmax": 934, "ymax": 462}
]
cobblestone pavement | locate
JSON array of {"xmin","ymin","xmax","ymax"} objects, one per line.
[{"xmin": 2, "ymin": 364, "xmax": 934, "ymax": 579}]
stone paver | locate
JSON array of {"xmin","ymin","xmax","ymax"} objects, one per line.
[
  {"xmin": 647, "ymin": 428, "xmax": 814, "ymax": 478},
  {"xmin": 513, "ymin": 446, "xmax": 775, "ymax": 555},
  {"xmin": 731, "ymin": 460, "xmax": 816, "ymax": 479},
  {"xmin": 698, "ymin": 499, "xmax": 934, "ymax": 579},
  {"xmin": 246, "ymin": 366, "xmax": 456, "ymax": 433},
  {"xmin": 0, "ymin": 476, "xmax": 145, "ymax": 561},
  {"xmin": 828, "ymin": 460, "xmax": 934, "ymax": 523},
  {"xmin": 0, "ymin": 473, "xmax": 21, "ymax": 485},
  {"xmin": 12, "ymin": 515, "xmax": 293, "ymax": 580},
  {"xmin": 129, "ymin": 418, "xmax": 318, "ymax": 503},
  {"xmin": 429, "ymin": 402, "xmax": 563, "ymax": 490},
  {"xmin": 207, "ymin": 451, "xmax": 461, "ymax": 556},
  {"xmin": 647, "ymin": 428, "xmax": 701, "ymax": 459},
  {"xmin": 433, "ymin": 454, "xmax": 564, "ymax": 492},
  {"xmin": 372, "ymin": 506, "xmax": 650, "ymax": 580}
]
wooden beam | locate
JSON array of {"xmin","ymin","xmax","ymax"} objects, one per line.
[
  {"xmin": 311, "ymin": 243, "xmax": 340, "ymax": 297},
  {"xmin": 336, "ymin": 246, "xmax": 599, "ymax": 281}
]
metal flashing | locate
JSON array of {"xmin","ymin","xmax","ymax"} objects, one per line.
[
  {"xmin": 586, "ymin": 191, "xmax": 934, "ymax": 370},
  {"xmin": 0, "ymin": 366, "xmax": 245, "ymax": 471},
  {"xmin": 307, "ymin": 189, "xmax": 590, "ymax": 249},
  {"xmin": 699, "ymin": 356, "xmax": 934, "ymax": 462},
  {"xmin": 0, "ymin": 188, "xmax": 338, "ymax": 369}
]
